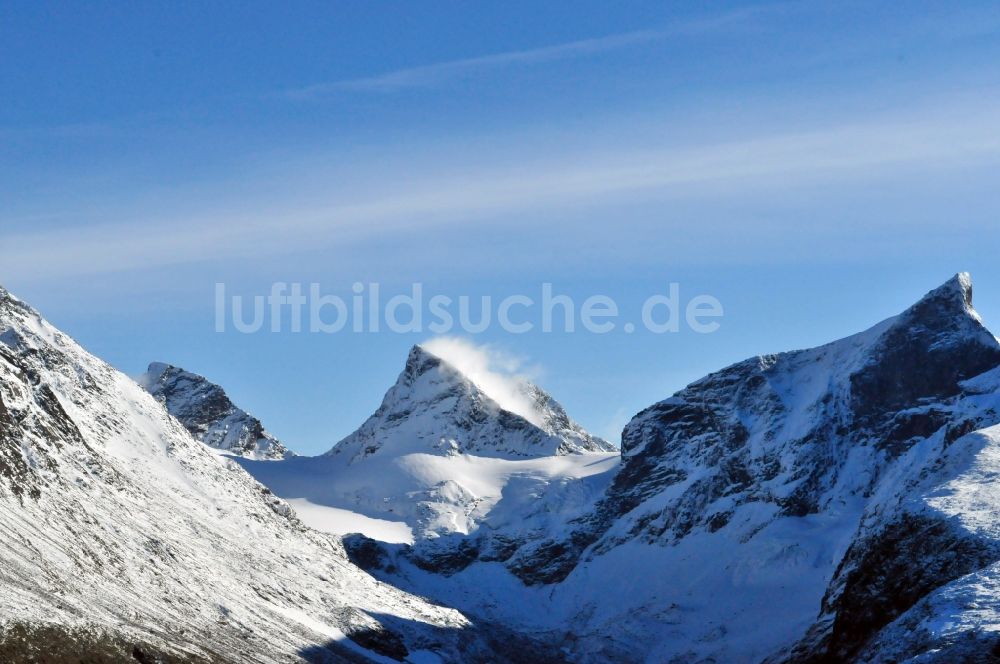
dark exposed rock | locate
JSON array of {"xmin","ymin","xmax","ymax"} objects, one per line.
[
  {"xmin": 945, "ymin": 418, "xmax": 982, "ymax": 447},
  {"xmin": 0, "ymin": 347, "xmax": 89, "ymax": 501},
  {"xmin": 344, "ymin": 625, "xmax": 409, "ymax": 662},
  {"xmin": 849, "ymin": 275, "xmax": 1000, "ymax": 427},
  {"xmin": 327, "ymin": 344, "xmax": 615, "ymax": 462},
  {"xmin": 788, "ymin": 515, "xmax": 1000, "ymax": 663},
  {"xmin": 138, "ymin": 363, "xmax": 289, "ymax": 459},
  {"xmin": 877, "ymin": 407, "xmax": 954, "ymax": 456},
  {"xmin": 411, "ymin": 539, "xmax": 481, "ymax": 575},
  {"xmin": 477, "ymin": 534, "xmax": 522, "ymax": 563},
  {"xmin": 343, "ymin": 534, "xmax": 393, "ymax": 572},
  {"xmin": 0, "ymin": 284, "xmax": 517, "ymax": 664},
  {"xmin": 497, "ymin": 275, "xmax": 1000, "ymax": 592},
  {"xmin": 0, "ymin": 390, "xmax": 10, "ymax": 430},
  {"xmin": 0, "ymin": 622, "xmax": 219, "ymax": 664},
  {"xmin": 506, "ymin": 538, "xmax": 578, "ymax": 586}
]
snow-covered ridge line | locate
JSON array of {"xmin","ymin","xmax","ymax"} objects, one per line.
[
  {"xmin": 10, "ymin": 273, "xmax": 1000, "ymax": 663},
  {"xmin": 419, "ymin": 336, "xmax": 548, "ymax": 428}
]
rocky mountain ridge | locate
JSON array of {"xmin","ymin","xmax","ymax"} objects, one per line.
[{"xmin": 138, "ymin": 362, "xmax": 290, "ymax": 460}]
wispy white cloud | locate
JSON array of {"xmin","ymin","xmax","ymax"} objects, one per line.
[
  {"xmin": 287, "ymin": 31, "xmax": 659, "ymax": 98},
  {"xmin": 3, "ymin": 98, "xmax": 1000, "ymax": 280},
  {"xmin": 283, "ymin": 5, "xmax": 777, "ymax": 98}
]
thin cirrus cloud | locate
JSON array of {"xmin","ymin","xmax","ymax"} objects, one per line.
[
  {"xmin": 3, "ymin": 97, "xmax": 1000, "ymax": 281},
  {"xmin": 285, "ymin": 30, "xmax": 661, "ymax": 98},
  {"xmin": 282, "ymin": 5, "xmax": 777, "ymax": 98}
]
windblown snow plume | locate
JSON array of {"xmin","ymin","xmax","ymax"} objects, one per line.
[{"xmin": 421, "ymin": 337, "xmax": 545, "ymax": 427}]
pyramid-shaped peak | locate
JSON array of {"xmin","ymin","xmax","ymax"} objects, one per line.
[
  {"xmin": 885, "ymin": 272, "xmax": 995, "ymax": 348},
  {"xmin": 909, "ymin": 272, "xmax": 974, "ymax": 313},
  {"xmin": 327, "ymin": 342, "xmax": 615, "ymax": 459},
  {"xmin": 404, "ymin": 341, "xmax": 545, "ymax": 426},
  {"xmin": 403, "ymin": 343, "xmax": 450, "ymax": 379}
]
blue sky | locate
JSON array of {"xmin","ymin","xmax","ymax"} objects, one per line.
[{"xmin": 3, "ymin": 1, "xmax": 1000, "ymax": 453}]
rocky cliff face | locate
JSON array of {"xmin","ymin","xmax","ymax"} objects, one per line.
[
  {"xmin": 138, "ymin": 362, "xmax": 290, "ymax": 460},
  {"xmin": 576, "ymin": 273, "xmax": 1000, "ymax": 661},
  {"xmin": 609, "ymin": 273, "xmax": 999, "ymax": 552}
]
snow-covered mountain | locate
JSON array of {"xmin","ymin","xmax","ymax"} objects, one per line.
[
  {"xmin": 138, "ymin": 362, "xmax": 290, "ymax": 460},
  {"xmin": 14, "ymin": 272, "xmax": 1000, "ymax": 662},
  {"xmin": 330, "ymin": 344, "xmax": 614, "ymax": 462},
  {"xmin": 0, "ymin": 285, "xmax": 561, "ymax": 663},
  {"xmin": 335, "ymin": 274, "xmax": 1000, "ymax": 663},
  {"xmin": 239, "ymin": 344, "xmax": 617, "ymax": 550}
]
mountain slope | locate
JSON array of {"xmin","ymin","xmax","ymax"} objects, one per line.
[
  {"xmin": 138, "ymin": 362, "xmax": 290, "ymax": 460},
  {"xmin": 591, "ymin": 272, "xmax": 1000, "ymax": 662},
  {"xmin": 0, "ymin": 285, "xmax": 548, "ymax": 663}
]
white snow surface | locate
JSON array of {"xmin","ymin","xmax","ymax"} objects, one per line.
[
  {"xmin": 284, "ymin": 498, "xmax": 415, "ymax": 544},
  {"xmin": 242, "ymin": 450, "xmax": 619, "ymax": 542},
  {"xmin": 10, "ymin": 274, "xmax": 1000, "ymax": 663},
  {"xmin": 419, "ymin": 337, "xmax": 546, "ymax": 427},
  {"xmin": 238, "ymin": 342, "xmax": 617, "ymax": 546}
]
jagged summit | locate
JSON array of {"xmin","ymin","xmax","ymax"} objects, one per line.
[
  {"xmin": 500, "ymin": 273, "xmax": 1000, "ymax": 660},
  {"xmin": 398, "ymin": 344, "xmax": 545, "ymax": 426},
  {"xmin": 0, "ymin": 283, "xmax": 39, "ymax": 320},
  {"xmin": 889, "ymin": 271, "xmax": 985, "ymax": 336},
  {"xmin": 326, "ymin": 343, "xmax": 614, "ymax": 461},
  {"xmin": 620, "ymin": 272, "xmax": 996, "ymax": 455},
  {"xmin": 138, "ymin": 362, "xmax": 290, "ymax": 460},
  {"xmin": 408, "ymin": 343, "xmax": 440, "ymax": 369},
  {"xmin": 935, "ymin": 271, "xmax": 973, "ymax": 308},
  {"xmin": 12, "ymin": 275, "xmax": 1000, "ymax": 662},
  {"xmin": 850, "ymin": 272, "xmax": 999, "ymax": 422}
]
